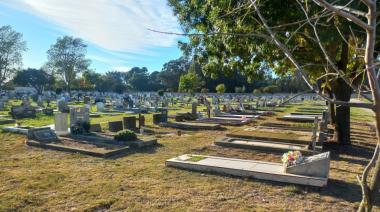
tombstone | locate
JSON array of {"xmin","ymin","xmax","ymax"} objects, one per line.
[
  {"xmin": 161, "ymin": 109, "xmax": 168, "ymax": 123},
  {"xmin": 37, "ymin": 95, "xmax": 44, "ymax": 107},
  {"xmin": 191, "ymin": 102, "xmax": 197, "ymax": 116},
  {"xmin": 83, "ymin": 96, "xmax": 91, "ymax": 104},
  {"xmin": 206, "ymin": 105, "xmax": 211, "ymax": 118},
  {"xmin": 70, "ymin": 107, "xmax": 90, "ymax": 128},
  {"xmin": 0, "ymin": 100, "xmax": 4, "ymax": 110},
  {"xmin": 153, "ymin": 114, "xmax": 162, "ymax": 125},
  {"xmin": 55, "ymin": 113, "xmax": 68, "ymax": 135},
  {"xmin": 108, "ymin": 121, "xmax": 123, "ymax": 132},
  {"xmin": 42, "ymin": 108, "xmax": 54, "ymax": 116},
  {"xmin": 10, "ymin": 105, "xmax": 36, "ymax": 119},
  {"xmin": 123, "ymin": 116, "xmax": 137, "ymax": 129},
  {"xmin": 90, "ymin": 123, "xmax": 102, "ymax": 132},
  {"xmin": 27, "ymin": 127, "xmax": 59, "ymax": 143},
  {"xmin": 139, "ymin": 114, "xmax": 145, "ymax": 128},
  {"xmin": 96, "ymin": 102, "xmax": 105, "ymax": 112},
  {"xmin": 57, "ymin": 99, "xmax": 70, "ymax": 113},
  {"xmin": 285, "ymin": 152, "xmax": 330, "ymax": 178}
]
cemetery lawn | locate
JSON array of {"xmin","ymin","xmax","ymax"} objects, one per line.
[{"xmin": 0, "ymin": 102, "xmax": 379, "ymax": 211}]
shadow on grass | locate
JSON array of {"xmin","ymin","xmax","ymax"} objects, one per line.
[
  {"xmin": 325, "ymin": 143, "xmax": 373, "ymax": 165},
  {"xmin": 108, "ymin": 143, "xmax": 164, "ymax": 159}
]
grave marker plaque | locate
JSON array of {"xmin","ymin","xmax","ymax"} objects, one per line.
[{"xmin": 28, "ymin": 127, "xmax": 59, "ymax": 143}]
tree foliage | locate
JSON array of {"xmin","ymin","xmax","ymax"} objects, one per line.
[
  {"xmin": 13, "ymin": 68, "xmax": 54, "ymax": 94},
  {"xmin": 0, "ymin": 25, "xmax": 27, "ymax": 89},
  {"xmin": 215, "ymin": 83, "xmax": 226, "ymax": 93},
  {"xmin": 46, "ymin": 36, "xmax": 90, "ymax": 94}
]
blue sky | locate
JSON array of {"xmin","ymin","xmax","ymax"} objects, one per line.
[{"xmin": 0, "ymin": 0, "xmax": 183, "ymax": 73}]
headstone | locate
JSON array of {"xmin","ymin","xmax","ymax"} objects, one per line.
[
  {"xmin": 191, "ymin": 102, "xmax": 197, "ymax": 116},
  {"xmin": 0, "ymin": 100, "xmax": 4, "ymax": 110},
  {"xmin": 108, "ymin": 121, "xmax": 123, "ymax": 132},
  {"xmin": 285, "ymin": 152, "xmax": 330, "ymax": 178},
  {"xmin": 10, "ymin": 105, "xmax": 36, "ymax": 119},
  {"xmin": 27, "ymin": 127, "xmax": 59, "ymax": 143},
  {"xmin": 70, "ymin": 107, "xmax": 90, "ymax": 127},
  {"xmin": 42, "ymin": 108, "xmax": 54, "ymax": 116},
  {"xmin": 96, "ymin": 102, "xmax": 105, "ymax": 112},
  {"xmin": 57, "ymin": 99, "xmax": 70, "ymax": 113},
  {"xmin": 139, "ymin": 114, "xmax": 145, "ymax": 128},
  {"xmin": 84, "ymin": 96, "xmax": 91, "ymax": 104},
  {"xmin": 123, "ymin": 116, "xmax": 137, "ymax": 129},
  {"xmin": 54, "ymin": 113, "xmax": 69, "ymax": 135},
  {"xmin": 37, "ymin": 96, "xmax": 44, "ymax": 107},
  {"xmin": 161, "ymin": 109, "xmax": 168, "ymax": 123},
  {"xmin": 153, "ymin": 114, "xmax": 162, "ymax": 125}
]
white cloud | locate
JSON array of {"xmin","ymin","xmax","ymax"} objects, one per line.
[
  {"xmin": 1, "ymin": 0, "xmax": 180, "ymax": 52},
  {"xmin": 112, "ymin": 66, "xmax": 131, "ymax": 72}
]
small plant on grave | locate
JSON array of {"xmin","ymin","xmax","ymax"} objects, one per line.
[
  {"xmin": 114, "ymin": 130, "xmax": 137, "ymax": 142},
  {"xmin": 282, "ymin": 151, "xmax": 303, "ymax": 167},
  {"xmin": 186, "ymin": 155, "xmax": 206, "ymax": 162}
]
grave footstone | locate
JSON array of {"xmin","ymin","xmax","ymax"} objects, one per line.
[
  {"xmin": 90, "ymin": 123, "xmax": 102, "ymax": 132},
  {"xmin": 123, "ymin": 116, "xmax": 137, "ymax": 129}
]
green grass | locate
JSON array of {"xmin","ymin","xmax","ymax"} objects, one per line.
[
  {"xmin": 186, "ymin": 155, "xmax": 206, "ymax": 162},
  {"xmin": 0, "ymin": 99, "xmax": 378, "ymax": 211}
]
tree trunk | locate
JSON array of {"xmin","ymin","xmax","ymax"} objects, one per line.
[
  {"xmin": 333, "ymin": 78, "xmax": 352, "ymax": 145},
  {"xmin": 368, "ymin": 150, "xmax": 380, "ymax": 211},
  {"xmin": 327, "ymin": 90, "xmax": 336, "ymax": 124}
]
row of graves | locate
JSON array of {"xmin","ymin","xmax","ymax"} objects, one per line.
[
  {"xmin": 165, "ymin": 96, "xmax": 332, "ymax": 187},
  {"xmin": 3, "ymin": 99, "xmax": 159, "ymax": 158},
  {"xmin": 159, "ymin": 96, "xmax": 281, "ymax": 131}
]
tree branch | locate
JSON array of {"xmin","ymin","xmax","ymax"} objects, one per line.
[{"xmin": 313, "ymin": 0, "xmax": 373, "ymax": 31}]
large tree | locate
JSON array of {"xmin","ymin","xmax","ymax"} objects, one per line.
[
  {"xmin": 169, "ymin": 0, "xmax": 380, "ymax": 210},
  {"xmin": 168, "ymin": 0, "xmax": 376, "ymax": 145},
  {"xmin": 158, "ymin": 57, "xmax": 189, "ymax": 91},
  {"xmin": 46, "ymin": 36, "xmax": 90, "ymax": 94},
  {"xmin": 124, "ymin": 67, "xmax": 150, "ymax": 91},
  {"xmin": 13, "ymin": 68, "xmax": 54, "ymax": 94},
  {"xmin": 0, "ymin": 25, "xmax": 27, "ymax": 90}
]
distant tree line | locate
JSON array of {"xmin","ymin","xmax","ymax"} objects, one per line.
[{"xmin": 0, "ymin": 25, "xmax": 309, "ymax": 94}]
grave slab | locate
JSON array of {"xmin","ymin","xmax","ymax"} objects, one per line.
[
  {"xmin": 160, "ymin": 121, "xmax": 221, "ymax": 130},
  {"xmin": 166, "ymin": 154, "xmax": 328, "ymax": 187},
  {"xmin": 215, "ymin": 137, "xmax": 316, "ymax": 154}
]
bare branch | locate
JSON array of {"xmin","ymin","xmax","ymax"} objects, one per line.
[
  {"xmin": 334, "ymin": 5, "xmax": 367, "ymax": 17},
  {"xmin": 313, "ymin": 0, "xmax": 373, "ymax": 31}
]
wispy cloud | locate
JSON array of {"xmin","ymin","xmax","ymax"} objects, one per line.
[
  {"xmin": 112, "ymin": 66, "xmax": 131, "ymax": 72},
  {"xmin": 1, "ymin": 0, "xmax": 180, "ymax": 53}
]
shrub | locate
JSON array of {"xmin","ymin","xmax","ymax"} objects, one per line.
[
  {"xmin": 263, "ymin": 85, "xmax": 279, "ymax": 94},
  {"xmin": 114, "ymin": 130, "xmax": 137, "ymax": 142},
  {"xmin": 216, "ymin": 84, "xmax": 226, "ymax": 93},
  {"xmin": 253, "ymin": 89, "xmax": 261, "ymax": 95},
  {"xmin": 201, "ymin": 88, "xmax": 209, "ymax": 93},
  {"xmin": 157, "ymin": 89, "xmax": 165, "ymax": 96}
]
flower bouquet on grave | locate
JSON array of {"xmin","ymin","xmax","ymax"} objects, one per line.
[{"xmin": 282, "ymin": 151, "xmax": 303, "ymax": 170}]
